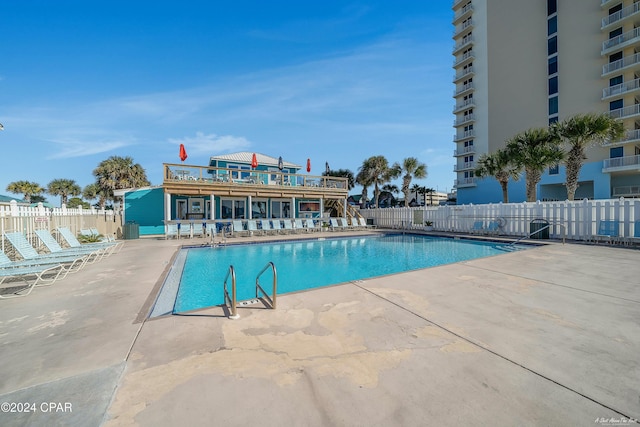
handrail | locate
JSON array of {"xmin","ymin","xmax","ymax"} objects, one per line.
[
  {"xmin": 223, "ymin": 265, "xmax": 239, "ymax": 319},
  {"xmin": 508, "ymin": 220, "xmax": 566, "ymax": 246},
  {"xmin": 256, "ymin": 261, "xmax": 277, "ymax": 309}
]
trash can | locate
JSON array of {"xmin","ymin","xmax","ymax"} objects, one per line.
[
  {"xmin": 529, "ymin": 219, "xmax": 549, "ymax": 239},
  {"xmin": 366, "ymin": 218, "xmax": 374, "ymax": 226},
  {"xmin": 123, "ymin": 221, "xmax": 140, "ymax": 239}
]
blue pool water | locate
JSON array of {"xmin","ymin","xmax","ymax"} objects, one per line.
[{"xmin": 173, "ymin": 234, "xmax": 520, "ymax": 313}]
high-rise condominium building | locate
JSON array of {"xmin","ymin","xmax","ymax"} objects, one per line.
[{"xmin": 452, "ymin": 0, "xmax": 640, "ymax": 204}]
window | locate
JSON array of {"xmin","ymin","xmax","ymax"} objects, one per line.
[
  {"xmin": 251, "ymin": 200, "xmax": 267, "ymax": 218},
  {"xmin": 548, "ymin": 16, "xmax": 557, "ymax": 36},
  {"xmin": 610, "ymin": 147, "xmax": 624, "ymax": 158},
  {"xmin": 609, "ymin": 28, "xmax": 623, "ymax": 39},
  {"xmin": 549, "ymin": 164, "xmax": 559, "ymax": 175},
  {"xmin": 549, "ymin": 116, "xmax": 558, "ymax": 125},
  {"xmin": 227, "ymin": 164, "xmax": 250, "ymax": 180},
  {"xmin": 271, "ymin": 200, "xmax": 291, "ymax": 218},
  {"xmin": 608, "ymin": 4, "xmax": 623, "ymax": 15},
  {"xmin": 610, "ymin": 75, "xmax": 623, "ymax": 87},
  {"xmin": 221, "ymin": 199, "xmax": 246, "ymax": 219},
  {"xmin": 549, "ymin": 96, "xmax": 559, "ymax": 115},
  {"xmin": 548, "ymin": 56, "xmax": 558, "ymax": 75},
  {"xmin": 549, "ymin": 76, "xmax": 558, "ymax": 95},
  {"xmin": 610, "ymin": 99, "xmax": 623, "ymax": 111},
  {"xmin": 547, "ymin": 0, "xmax": 557, "ymax": 15},
  {"xmin": 609, "ymin": 51, "xmax": 623, "ymax": 63},
  {"xmin": 548, "ymin": 36, "xmax": 557, "ymax": 55}
]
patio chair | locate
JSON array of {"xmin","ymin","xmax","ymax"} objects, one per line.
[
  {"xmin": 3, "ymin": 232, "xmax": 89, "ymax": 273},
  {"xmin": 339, "ymin": 218, "xmax": 352, "ymax": 230},
  {"xmin": 626, "ymin": 220, "xmax": 640, "ymax": 246},
  {"xmin": 178, "ymin": 222, "xmax": 192, "ymax": 239},
  {"xmin": 271, "ymin": 220, "xmax": 282, "ymax": 234},
  {"xmin": 165, "ymin": 223, "xmax": 178, "ymax": 239},
  {"xmin": 34, "ymin": 229, "xmax": 110, "ymax": 262},
  {"xmin": 304, "ymin": 219, "xmax": 318, "ymax": 232},
  {"xmin": 282, "ymin": 219, "xmax": 294, "ymax": 234},
  {"xmin": 486, "ymin": 221, "xmax": 500, "ymax": 235},
  {"xmin": 0, "ymin": 263, "xmax": 66, "ymax": 298},
  {"xmin": 89, "ymin": 227, "xmax": 116, "ymax": 242},
  {"xmin": 329, "ymin": 218, "xmax": 343, "ymax": 231},
  {"xmin": 593, "ymin": 220, "xmax": 620, "ymax": 244},
  {"xmin": 57, "ymin": 227, "xmax": 122, "ymax": 254},
  {"xmin": 232, "ymin": 220, "xmax": 248, "ymax": 237},
  {"xmin": 260, "ymin": 220, "xmax": 274, "ymax": 235},
  {"xmin": 294, "ymin": 219, "xmax": 306, "ymax": 233},
  {"xmin": 247, "ymin": 220, "xmax": 261, "ymax": 235},
  {"xmin": 471, "ymin": 221, "xmax": 485, "ymax": 234},
  {"xmin": 358, "ymin": 218, "xmax": 376, "ymax": 229},
  {"xmin": 350, "ymin": 217, "xmax": 365, "ymax": 230},
  {"xmin": 192, "ymin": 222, "xmax": 206, "ymax": 238}
]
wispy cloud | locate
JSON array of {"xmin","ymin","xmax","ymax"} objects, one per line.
[{"xmin": 168, "ymin": 132, "xmax": 251, "ymax": 154}]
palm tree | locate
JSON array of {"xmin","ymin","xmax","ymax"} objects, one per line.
[
  {"xmin": 82, "ymin": 183, "xmax": 109, "ymax": 209},
  {"xmin": 506, "ymin": 128, "xmax": 565, "ymax": 202},
  {"xmin": 6, "ymin": 180, "xmax": 44, "ymax": 203},
  {"xmin": 551, "ymin": 113, "xmax": 624, "ymax": 200},
  {"xmin": 93, "ymin": 156, "xmax": 150, "ymax": 204},
  {"xmin": 381, "ymin": 184, "xmax": 400, "ymax": 207},
  {"xmin": 474, "ymin": 149, "xmax": 520, "ymax": 203},
  {"xmin": 398, "ymin": 157, "xmax": 427, "ymax": 207},
  {"xmin": 361, "ymin": 155, "xmax": 400, "ymax": 208},
  {"xmin": 324, "ymin": 168, "xmax": 355, "ymax": 190},
  {"xmin": 410, "ymin": 183, "xmax": 424, "ymax": 206},
  {"xmin": 356, "ymin": 159, "xmax": 375, "ymax": 209},
  {"xmin": 424, "ymin": 187, "xmax": 436, "ymax": 206},
  {"xmin": 47, "ymin": 178, "xmax": 81, "ymax": 206}
]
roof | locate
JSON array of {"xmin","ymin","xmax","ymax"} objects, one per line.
[
  {"xmin": 210, "ymin": 152, "xmax": 301, "ymax": 169},
  {"xmin": 0, "ymin": 194, "xmax": 26, "ymax": 203}
]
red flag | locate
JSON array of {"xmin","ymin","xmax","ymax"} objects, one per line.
[
  {"xmin": 251, "ymin": 153, "xmax": 258, "ymax": 168},
  {"xmin": 306, "ymin": 158, "xmax": 311, "ymax": 173},
  {"xmin": 179, "ymin": 144, "xmax": 188, "ymax": 162}
]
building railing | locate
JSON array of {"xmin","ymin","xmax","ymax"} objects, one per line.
[
  {"xmin": 454, "ymin": 82, "xmax": 475, "ymax": 96},
  {"xmin": 163, "ymin": 163, "xmax": 348, "ymax": 190},
  {"xmin": 613, "ymin": 185, "xmax": 640, "ymax": 197},
  {"xmin": 602, "ymin": 2, "xmax": 640, "ymax": 28},
  {"xmin": 454, "ymin": 146, "xmax": 476, "ymax": 156},
  {"xmin": 602, "ymin": 78, "xmax": 640, "ymax": 99},
  {"xmin": 604, "ymin": 129, "xmax": 640, "ymax": 146},
  {"xmin": 453, "ymin": 66, "xmax": 474, "ymax": 82},
  {"xmin": 454, "ymin": 114, "xmax": 475, "ymax": 126},
  {"xmin": 453, "ymin": 51, "xmax": 475, "ymax": 67},
  {"xmin": 454, "ymin": 161, "xmax": 476, "ymax": 172},
  {"xmin": 453, "ymin": 3, "xmax": 473, "ymax": 22},
  {"xmin": 603, "ymin": 154, "xmax": 640, "ymax": 170},
  {"xmin": 608, "ymin": 104, "xmax": 640, "ymax": 120},
  {"xmin": 358, "ymin": 198, "xmax": 640, "ymax": 242},
  {"xmin": 453, "ymin": 129, "xmax": 475, "ymax": 141},
  {"xmin": 453, "ymin": 177, "xmax": 477, "ymax": 188},
  {"xmin": 453, "ymin": 19, "xmax": 474, "ymax": 37},
  {"xmin": 602, "ymin": 52, "xmax": 640, "ymax": 75},
  {"xmin": 453, "ymin": 36, "xmax": 474, "ymax": 54},
  {"xmin": 602, "ymin": 27, "xmax": 640, "ymax": 52},
  {"xmin": 453, "ymin": 98, "xmax": 475, "ymax": 113}
]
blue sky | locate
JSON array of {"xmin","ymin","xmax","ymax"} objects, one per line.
[{"xmin": 0, "ymin": 1, "xmax": 454, "ymax": 204}]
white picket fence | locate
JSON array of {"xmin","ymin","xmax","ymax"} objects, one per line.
[
  {"xmin": 359, "ymin": 198, "xmax": 640, "ymax": 241},
  {"xmin": 1, "ymin": 201, "xmax": 122, "ymax": 254}
]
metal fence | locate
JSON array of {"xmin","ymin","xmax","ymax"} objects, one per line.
[{"xmin": 359, "ymin": 198, "xmax": 640, "ymax": 241}]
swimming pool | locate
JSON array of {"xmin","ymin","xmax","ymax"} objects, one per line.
[{"xmin": 160, "ymin": 234, "xmax": 521, "ymax": 314}]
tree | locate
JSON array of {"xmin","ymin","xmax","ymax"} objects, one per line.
[
  {"xmin": 83, "ymin": 183, "xmax": 109, "ymax": 209},
  {"xmin": 381, "ymin": 184, "xmax": 400, "ymax": 207},
  {"xmin": 398, "ymin": 157, "xmax": 427, "ymax": 207},
  {"xmin": 551, "ymin": 113, "xmax": 624, "ymax": 201},
  {"xmin": 474, "ymin": 149, "xmax": 520, "ymax": 203},
  {"xmin": 92, "ymin": 156, "xmax": 150, "ymax": 205},
  {"xmin": 67, "ymin": 197, "xmax": 91, "ymax": 209},
  {"xmin": 47, "ymin": 178, "xmax": 81, "ymax": 206},
  {"xmin": 6, "ymin": 180, "xmax": 44, "ymax": 203},
  {"xmin": 324, "ymin": 168, "xmax": 355, "ymax": 190},
  {"xmin": 506, "ymin": 128, "xmax": 564, "ymax": 202},
  {"xmin": 356, "ymin": 160, "xmax": 375, "ymax": 209},
  {"xmin": 360, "ymin": 155, "xmax": 400, "ymax": 208}
]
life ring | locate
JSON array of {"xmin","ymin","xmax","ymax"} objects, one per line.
[{"xmin": 495, "ymin": 217, "xmax": 507, "ymax": 228}]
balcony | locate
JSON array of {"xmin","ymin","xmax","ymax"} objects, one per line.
[
  {"xmin": 602, "ymin": 52, "xmax": 640, "ymax": 76},
  {"xmin": 453, "ymin": 19, "xmax": 474, "ymax": 38},
  {"xmin": 602, "ymin": 78, "xmax": 640, "ymax": 99},
  {"xmin": 601, "ymin": 0, "xmax": 615, "ymax": 6},
  {"xmin": 453, "ymin": 66, "xmax": 474, "ymax": 83},
  {"xmin": 452, "ymin": 0, "xmax": 468, "ymax": 9},
  {"xmin": 162, "ymin": 164, "xmax": 349, "ymax": 199},
  {"xmin": 609, "ymin": 104, "xmax": 640, "ymax": 120},
  {"xmin": 453, "ymin": 129, "xmax": 475, "ymax": 142},
  {"xmin": 609, "ymin": 129, "xmax": 640, "ymax": 147},
  {"xmin": 453, "ymin": 98, "xmax": 475, "ymax": 113},
  {"xmin": 602, "ymin": 154, "xmax": 640, "ymax": 172},
  {"xmin": 454, "ymin": 177, "xmax": 477, "ymax": 188},
  {"xmin": 453, "ymin": 3, "xmax": 473, "ymax": 24},
  {"xmin": 602, "ymin": 2, "xmax": 640, "ymax": 28},
  {"xmin": 454, "ymin": 82, "xmax": 475, "ymax": 97},
  {"xmin": 453, "ymin": 36, "xmax": 474, "ymax": 54},
  {"xmin": 454, "ymin": 145, "xmax": 476, "ymax": 156},
  {"xmin": 454, "ymin": 161, "xmax": 476, "ymax": 172},
  {"xmin": 602, "ymin": 27, "xmax": 640, "ymax": 55},
  {"xmin": 453, "ymin": 51, "xmax": 475, "ymax": 67},
  {"xmin": 612, "ymin": 185, "xmax": 640, "ymax": 197},
  {"xmin": 454, "ymin": 114, "xmax": 475, "ymax": 127}
]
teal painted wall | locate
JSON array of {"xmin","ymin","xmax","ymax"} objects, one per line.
[{"xmin": 124, "ymin": 188, "xmax": 165, "ymax": 235}]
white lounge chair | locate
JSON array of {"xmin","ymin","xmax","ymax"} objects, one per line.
[
  {"xmin": 57, "ymin": 227, "xmax": 121, "ymax": 253},
  {"xmin": 247, "ymin": 220, "xmax": 260, "ymax": 235},
  {"xmin": 34, "ymin": 229, "xmax": 109, "ymax": 262},
  {"xmin": 282, "ymin": 219, "xmax": 294, "ymax": 234},
  {"xmin": 260, "ymin": 220, "xmax": 274, "ymax": 235},
  {"xmin": 294, "ymin": 219, "xmax": 306, "ymax": 232},
  {"xmin": 271, "ymin": 220, "xmax": 282, "ymax": 234},
  {"xmin": 304, "ymin": 219, "xmax": 318, "ymax": 233},
  {"xmin": 232, "ymin": 220, "xmax": 248, "ymax": 237},
  {"xmin": 3, "ymin": 232, "xmax": 89, "ymax": 273},
  {"xmin": 192, "ymin": 222, "xmax": 206, "ymax": 238},
  {"xmin": 165, "ymin": 223, "xmax": 179, "ymax": 239}
]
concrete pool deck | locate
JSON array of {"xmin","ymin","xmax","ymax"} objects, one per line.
[{"xmin": 0, "ymin": 231, "xmax": 638, "ymax": 426}]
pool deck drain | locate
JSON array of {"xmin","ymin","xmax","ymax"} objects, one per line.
[{"xmin": 0, "ymin": 232, "xmax": 638, "ymax": 426}]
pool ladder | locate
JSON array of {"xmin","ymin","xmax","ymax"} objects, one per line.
[{"xmin": 223, "ymin": 261, "xmax": 277, "ymax": 319}]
